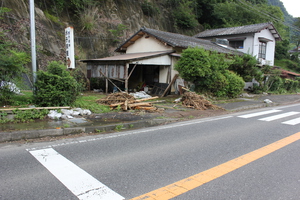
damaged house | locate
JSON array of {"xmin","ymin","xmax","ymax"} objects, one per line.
[{"xmin": 81, "ymin": 27, "xmax": 242, "ymax": 95}]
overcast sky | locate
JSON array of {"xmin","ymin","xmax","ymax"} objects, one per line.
[{"xmin": 280, "ymin": 0, "xmax": 300, "ymax": 18}]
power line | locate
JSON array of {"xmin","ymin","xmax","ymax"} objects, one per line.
[{"xmin": 236, "ymin": 0, "xmax": 300, "ymax": 33}]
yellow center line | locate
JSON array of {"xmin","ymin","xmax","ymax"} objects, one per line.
[{"xmin": 131, "ymin": 132, "xmax": 300, "ymax": 200}]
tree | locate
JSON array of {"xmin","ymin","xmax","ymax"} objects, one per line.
[
  {"xmin": 173, "ymin": 0, "xmax": 199, "ymax": 29},
  {"xmin": 291, "ymin": 17, "xmax": 300, "ymax": 49},
  {"xmin": 212, "ymin": 0, "xmax": 286, "ymax": 30},
  {"xmin": 275, "ymin": 39, "xmax": 290, "ymax": 60}
]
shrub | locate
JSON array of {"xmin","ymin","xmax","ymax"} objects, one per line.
[
  {"xmin": 175, "ymin": 47, "xmax": 211, "ymax": 82},
  {"xmin": 229, "ymin": 54, "xmax": 259, "ymax": 82},
  {"xmin": 223, "ymin": 71, "xmax": 245, "ymax": 98},
  {"xmin": 0, "ymin": 31, "xmax": 30, "ymax": 106},
  {"xmin": 141, "ymin": 1, "xmax": 160, "ymax": 17},
  {"xmin": 173, "ymin": 0, "xmax": 198, "ymax": 29},
  {"xmin": 175, "ymin": 47, "xmax": 244, "ymax": 98},
  {"xmin": 109, "ymin": 24, "xmax": 127, "ymax": 43},
  {"xmin": 34, "ymin": 61, "xmax": 81, "ymax": 106},
  {"xmin": 79, "ymin": 5, "xmax": 99, "ymax": 33}
]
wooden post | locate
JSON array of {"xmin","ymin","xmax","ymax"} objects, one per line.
[
  {"xmin": 125, "ymin": 63, "xmax": 129, "ymax": 93},
  {"xmin": 105, "ymin": 65, "xmax": 108, "ymax": 94}
]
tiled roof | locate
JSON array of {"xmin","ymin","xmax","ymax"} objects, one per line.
[
  {"xmin": 194, "ymin": 22, "xmax": 282, "ymax": 41},
  {"xmin": 80, "ymin": 51, "xmax": 174, "ymax": 63},
  {"xmin": 115, "ymin": 27, "xmax": 244, "ymax": 55}
]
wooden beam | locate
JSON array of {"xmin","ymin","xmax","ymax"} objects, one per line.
[
  {"xmin": 127, "ymin": 63, "xmax": 138, "ymax": 81},
  {"xmin": 99, "ymin": 70, "xmax": 123, "ymax": 93},
  {"xmin": 161, "ymin": 74, "xmax": 179, "ymax": 97},
  {"xmin": 0, "ymin": 106, "xmax": 71, "ymax": 112}
]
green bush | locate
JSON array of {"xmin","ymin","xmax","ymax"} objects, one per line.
[
  {"xmin": 109, "ymin": 24, "xmax": 127, "ymax": 43},
  {"xmin": 175, "ymin": 47, "xmax": 244, "ymax": 98},
  {"xmin": 0, "ymin": 31, "xmax": 30, "ymax": 106},
  {"xmin": 229, "ymin": 54, "xmax": 259, "ymax": 82},
  {"xmin": 175, "ymin": 47, "xmax": 211, "ymax": 82},
  {"xmin": 267, "ymin": 76, "xmax": 283, "ymax": 92},
  {"xmin": 141, "ymin": 1, "xmax": 160, "ymax": 17},
  {"xmin": 0, "ymin": 86, "xmax": 15, "ymax": 106},
  {"xmin": 34, "ymin": 61, "xmax": 81, "ymax": 106},
  {"xmin": 223, "ymin": 71, "xmax": 245, "ymax": 98}
]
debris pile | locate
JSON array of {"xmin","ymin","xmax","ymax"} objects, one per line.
[
  {"xmin": 96, "ymin": 92, "xmax": 135, "ymax": 105},
  {"xmin": 48, "ymin": 108, "xmax": 92, "ymax": 120},
  {"xmin": 180, "ymin": 92, "xmax": 223, "ymax": 110},
  {"xmin": 97, "ymin": 92, "xmax": 159, "ymax": 111},
  {"xmin": 129, "ymin": 91, "xmax": 152, "ymax": 99}
]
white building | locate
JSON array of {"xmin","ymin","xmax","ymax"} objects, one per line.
[{"xmin": 194, "ymin": 22, "xmax": 282, "ymax": 66}]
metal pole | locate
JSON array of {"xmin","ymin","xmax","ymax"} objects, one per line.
[{"xmin": 30, "ymin": 0, "xmax": 37, "ymax": 89}]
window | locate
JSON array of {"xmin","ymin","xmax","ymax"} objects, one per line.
[
  {"xmin": 229, "ymin": 40, "xmax": 244, "ymax": 49},
  {"xmin": 258, "ymin": 42, "xmax": 266, "ymax": 59}
]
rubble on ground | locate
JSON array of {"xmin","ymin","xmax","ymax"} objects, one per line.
[
  {"xmin": 179, "ymin": 92, "xmax": 224, "ymax": 110},
  {"xmin": 48, "ymin": 108, "xmax": 92, "ymax": 120},
  {"xmin": 96, "ymin": 92, "xmax": 159, "ymax": 111},
  {"xmin": 129, "ymin": 91, "xmax": 152, "ymax": 99},
  {"xmin": 0, "ymin": 81, "xmax": 21, "ymax": 94},
  {"xmin": 264, "ymin": 99, "xmax": 273, "ymax": 104}
]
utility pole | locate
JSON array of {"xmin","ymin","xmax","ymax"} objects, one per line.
[{"xmin": 29, "ymin": 0, "xmax": 36, "ymax": 89}]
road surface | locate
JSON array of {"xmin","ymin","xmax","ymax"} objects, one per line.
[{"xmin": 1, "ymin": 103, "xmax": 300, "ymax": 199}]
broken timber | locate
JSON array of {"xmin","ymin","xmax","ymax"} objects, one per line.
[
  {"xmin": 161, "ymin": 74, "xmax": 179, "ymax": 97},
  {"xmin": 109, "ymin": 96, "xmax": 159, "ymax": 111}
]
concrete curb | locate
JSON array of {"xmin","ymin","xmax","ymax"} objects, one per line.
[
  {"xmin": 1, "ymin": 96, "xmax": 298, "ymax": 143},
  {"xmin": 0, "ymin": 118, "xmax": 177, "ymax": 143}
]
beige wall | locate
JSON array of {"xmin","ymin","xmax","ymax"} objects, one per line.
[{"xmin": 126, "ymin": 35, "xmax": 172, "ymax": 53}]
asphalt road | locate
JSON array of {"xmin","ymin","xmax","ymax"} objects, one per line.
[{"xmin": 1, "ymin": 103, "xmax": 300, "ymax": 200}]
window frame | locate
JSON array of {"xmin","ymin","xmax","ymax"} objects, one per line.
[{"xmin": 258, "ymin": 41, "xmax": 267, "ymax": 59}]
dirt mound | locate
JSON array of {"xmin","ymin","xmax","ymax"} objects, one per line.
[{"xmin": 181, "ymin": 92, "xmax": 223, "ymax": 110}]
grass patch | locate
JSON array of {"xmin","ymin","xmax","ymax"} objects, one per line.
[
  {"xmin": 156, "ymin": 116, "xmax": 166, "ymax": 119},
  {"xmin": 5, "ymin": 91, "xmax": 110, "ymax": 114},
  {"xmin": 9, "ymin": 90, "xmax": 34, "ymax": 107},
  {"xmin": 72, "ymin": 92, "xmax": 110, "ymax": 113}
]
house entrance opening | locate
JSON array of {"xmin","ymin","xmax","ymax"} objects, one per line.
[{"xmin": 128, "ymin": 64, "xmax": 159, "ymax": 92}]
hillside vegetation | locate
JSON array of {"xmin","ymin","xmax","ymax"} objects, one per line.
[{"xmin": 0, "ymin": 0, "xmax": 299, "ymax": 81}]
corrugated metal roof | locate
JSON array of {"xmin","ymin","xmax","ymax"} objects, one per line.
[
  {"xmin": 115, "ymin": 27, "xmax": 244, "ymax": 56},
  {"xmin": 194, "ymin": 22, "xmax": 282, "ymax": 41},
  {"xmin": 80, "ymin": 50, "xmax": 174, "ymax": 63}
]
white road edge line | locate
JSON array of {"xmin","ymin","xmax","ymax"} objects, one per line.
[
  {"xmin": 26, "ymin": 115, "xmax": 233, "ymax": 151},
  {"xmin": 29, "ymin": 148, "xmax": 125, "ymax": 200}
]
